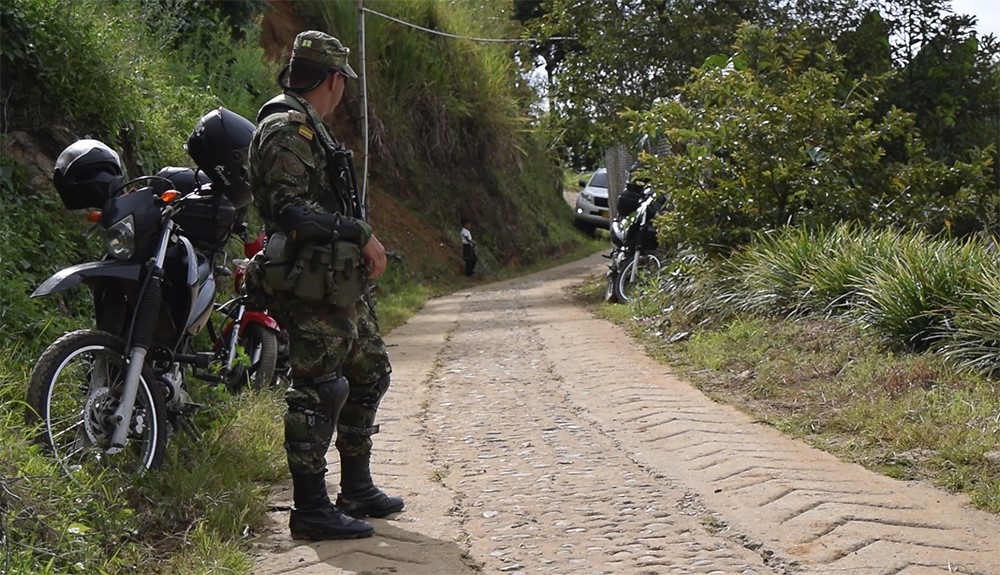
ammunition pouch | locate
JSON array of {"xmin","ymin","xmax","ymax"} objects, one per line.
[
  {"xmin": 244, "ymin": 252, "xmax": 269, "ymax": 303},
  {"xmin": 263, "ymin": 232, "xmax": 295, "ymax": 292},
  {"xmin": 286, "ymin": 240, "xmax": 365, "ymax": 308},
  {"xmin": 243, "ymin": 231, "xmax": 297, "ymax": 300}
]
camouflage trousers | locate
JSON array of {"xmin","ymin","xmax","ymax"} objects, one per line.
[{"xmin": 272, "ymin": 293, "xmax": 392, "ymax": 476}]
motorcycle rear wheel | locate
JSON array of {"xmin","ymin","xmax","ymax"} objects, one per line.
[
  {"xmin": 225, "ymin": 323, "xmax": 279, "ymax": 391},
  {"xmin": 614, "ymin": 254, "xmax": 662, "ymax": 303},
  {"xmin": 25, "ymin": 329, "xmax": 167, "ymax": 477}
]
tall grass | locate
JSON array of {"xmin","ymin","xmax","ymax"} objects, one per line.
[
  {"xmin": 704, "ymin": 224, "xmax": 1000, "ymax": 374},
  {"xmin": 935, "ymin": 262, "xmax": 1000, "ymax": 377},
  {"xmin": 1, "ymin": 347, "xmax": 285, "ymax": 575},
  {"xmin": 1, "ymin": 351, "xmax": 143, "ymax": 575},
  {"xmin": 853, "ymin": 232, "xmax": 992, "ymax": 349}
]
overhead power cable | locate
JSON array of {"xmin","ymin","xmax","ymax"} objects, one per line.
[{"xmin": 361, "ymin": 7, "xmax": 575, "ymax": 43}]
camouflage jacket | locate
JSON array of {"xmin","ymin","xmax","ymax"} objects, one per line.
[{"xmin": 248, "ymin": 91, "xmax": 371, "ymax": 244}]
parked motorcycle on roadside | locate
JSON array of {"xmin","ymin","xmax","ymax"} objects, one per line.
[
  {"xmin": 25, "ymin": 107, "xmax": 256, "ymax": 475},
  {"xmin": 148, "ymin": 170, "xmax": 285, "ymax": 392},
  {"xmin": 604, "ymin": 179, "xmax": 665, "ymax": 304},
  {"xmin": 202, "ymin": 226, "xmax": 286, "ymax": 392}
]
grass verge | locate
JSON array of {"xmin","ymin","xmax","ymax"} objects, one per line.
[{"xmin": 576, "ymin": 232, "xmax": 1000, "ymax": 516}]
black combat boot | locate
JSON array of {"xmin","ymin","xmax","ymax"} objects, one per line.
[
  {"xmin": 289, "ymin": 472, "xmax": 374, "ymax": 540},
  {"xmin": 335, "ymin": 454, "xmax": 405, "ymax": 519}
]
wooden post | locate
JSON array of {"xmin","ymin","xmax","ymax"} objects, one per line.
[{"xmin": 357, "ymin": 0, "xmax": 370, "ymax": 218}]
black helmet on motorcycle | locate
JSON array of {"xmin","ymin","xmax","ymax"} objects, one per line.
[
  {"xmin": 185, "ymin": 107, "xmax": 255, "ymax": 208},
  {"xmin": 53, "ymin": 139, "xmax": 124, "ymax": 210}
]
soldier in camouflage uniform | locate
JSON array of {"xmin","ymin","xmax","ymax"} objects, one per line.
[{"xmin": 248, "ymin": 30, "xmax": 403, "ymax": 541}]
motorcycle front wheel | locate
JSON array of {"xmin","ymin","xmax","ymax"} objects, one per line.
[
  {"xmin": 25, "ymin": 329, "xmax": 167, "ymax": 477},
  {"xmin": 614, "ymin": 254, "xmax": 662, "ymax": 303},
  {"xmin": 225, "ymin": 323, "xmax": 279, "ymax": 391}
]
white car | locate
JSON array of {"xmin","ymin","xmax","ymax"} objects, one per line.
[{"xmin": 573, "ymin": 168, "xmax": 610, "ymax": 235}]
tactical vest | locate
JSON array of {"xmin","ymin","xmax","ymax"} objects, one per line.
[
  {"xmin": 256, "ymin": 93, "xmax": 364, "ymax": 222},
  {"xmin": 248, "ymin": 93, "xmax": 367, "ymax": 309}
]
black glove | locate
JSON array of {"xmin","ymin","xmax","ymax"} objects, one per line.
[{"xmin": 277, "ymin": 204, "xmax": 363, "ymax": 244}]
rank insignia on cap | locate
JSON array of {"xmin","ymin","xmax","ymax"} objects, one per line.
[{"xmin": 298, "ymin": 125, "xmax": 314, "ymax": 140}]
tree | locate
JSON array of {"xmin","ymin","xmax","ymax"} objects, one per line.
[
  {"xmin": 848, "ymin": 1, "xmax": 1000, "ymax": 200},
  {"xmin": 632, "ymin": 24, "xmax": 996, "ymax": 254},
  {"xmin": 518, "ymin": 0, "xmax": 875, "ymax": 165},
  {"xmin": 517, "ymin": 0, "xmax": 997, "ymax": 179}
]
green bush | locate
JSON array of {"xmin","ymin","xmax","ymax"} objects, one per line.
[
  {"xmin": 1, "ymin": 0, "xmax": 142, "ymax": 136},
  {"xmin": 0, "ymin": 161, "xmax": 100, "ymax": 357},
  {"xmin": 632, "ymin": 24, "xmax": 997, "ymax": 255}
]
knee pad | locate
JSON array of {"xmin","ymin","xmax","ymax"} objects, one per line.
[
  {"xmin": 284, "ymin": 373, "xmax": 347, "ymax": 460},
  {"xmin": 337, "ymin": 374, "xmax": 391, "ymax": 441},
  {"xmin": 373, "ymin": 373, "xmax": 391, "ymax": 406},
  {"xmin": 358, "ymin": 373, "xmax": 391, "ymax": 411},
  {"xmin": 314, "ymin": 374, "xmax": 349, "ymax": 424}
]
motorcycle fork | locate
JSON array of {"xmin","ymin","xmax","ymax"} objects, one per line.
[
  {"xmin": 224, "ymin": 303, "xmax": 247, "ymax": 371},
  {"xmin": 628, "ymin": 212, "xmax": 649, "ymax": 283},
  {"xmin": 629, "ymin": 249, "xmax": 642, "ymax": 283},
  {"xmin": 108, "ymin": 222, "xmax": 173, "ymax": 451}
]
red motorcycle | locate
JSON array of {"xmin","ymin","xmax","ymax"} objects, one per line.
[{"xmin": 206, "ymin": 226, "xmax": 286, "ymax": 391}]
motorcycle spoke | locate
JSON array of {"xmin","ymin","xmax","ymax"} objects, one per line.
[
  {"xmin": 62, "ymin": 443, "xmax": 91, "ymax": 460},
  {"xmin": 29, "ymin": 331, "xmax": 167, "ymax": 476},
  {"xmin": 49, "ymin": 419, "xmax": 85, "ymax": 441}
]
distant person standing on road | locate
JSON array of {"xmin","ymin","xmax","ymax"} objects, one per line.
[{"xmin": 461, "ymin": 218, "xmax": 477, "ymax": 277}]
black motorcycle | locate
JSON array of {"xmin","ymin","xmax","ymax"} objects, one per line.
[
  {"xmin": 604, "ymin": 180, "xmax": 664, "ymax": 304},
  {"xmin": 25, "ymin": 107, "xmax": 255, "ymax": 475}
]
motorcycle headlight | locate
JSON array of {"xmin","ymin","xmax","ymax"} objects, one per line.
[{"xmin": 104, "ymin": 214, "xmax": 135, "ymax": 260}]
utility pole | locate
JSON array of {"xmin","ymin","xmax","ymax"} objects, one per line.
[{"xmin": 357, "ymin": 0, "xmax": 370, "ymax": 218}]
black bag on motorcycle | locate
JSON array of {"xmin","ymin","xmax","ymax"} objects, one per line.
[
  {"xmin": 148, "ymin": 166, "xmax": 239, "ymax": 250},
  {"xmin": 173, "ymin": 194, "xmax": 239, "ymax": 250},
  {"xmin": 154, "ymin": 166, "xmax": 210, "ymax": 196}
]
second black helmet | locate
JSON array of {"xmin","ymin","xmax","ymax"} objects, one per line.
[{"xmin": 185, "ymin": 107, "xmax": 256, "ymax": 208}]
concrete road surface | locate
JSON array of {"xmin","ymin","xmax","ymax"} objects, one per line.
[{"xmin": 252, "ymin": 252, "xmax": 999, "ymax": 575}]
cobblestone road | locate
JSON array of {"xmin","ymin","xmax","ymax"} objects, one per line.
[{"xmin": 253, "ymin": 253, "xmax": 999, "ymax": 575}]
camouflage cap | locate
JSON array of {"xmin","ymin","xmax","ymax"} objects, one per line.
[{"xmin": 291, "ymin": 30, "xmax": 358, "ymax": 79}]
